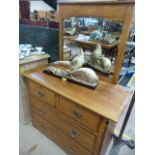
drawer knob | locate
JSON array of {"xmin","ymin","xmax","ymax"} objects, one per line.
[
  {"xmin": 39, "ymin": 109, "xmax": 46, "ymax": 116},
  {"xmin": 68, "ymin": 147, "xmax": 76, "ymax": 154},
  {"xmin": 72, "ymin": 110, "xmax": 81, "ymax": 119},
  {"xmin": 69, "ymin": 129, "xmax": 80, "ymax": 138},
  {"xmin": 41, "ymin": 124, "xmax": 47, "ymax": 130},
  {"xmin": 37, "ymin": 91, "xmax": 45, "ymax": 97}
]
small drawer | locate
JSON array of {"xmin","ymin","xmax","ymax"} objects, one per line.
[
  {"xmin": 32, "ymin": 113, "xmax": 92, "ymax": 155},
  {"xmin": 63, "ymin": 124, "xmax": 96, "ymax": 151},
  {"xmin": 57, "ymin": 96, "xmax": 101, "ymax": 132},
  {"xmin": 28, "ymin": 80, "xmax": 56, "ymax": 107},
  {"xmin": 30, "ymin": 96, "xmax": 55, "ymax": 123},
  {"xmin": 30, "ymin": 96, "xmax": 96, "ymax": 151}
]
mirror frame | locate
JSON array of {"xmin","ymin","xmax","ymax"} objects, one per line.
[{"xmin": 58, "ymin": 0, "xmax": 135, "ymax": 84}]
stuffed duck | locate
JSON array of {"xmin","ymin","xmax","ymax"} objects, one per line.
[
  {"xmin": 70, "ymin": 48, "xmax": 85, "ymax": 70},
  {"xmin": 100, "ymin": 56, "xmax": 112, "ymax": 73},
  {"xmin": 70, "ymin": 67, "xmax": 99, "ymax": 85},
  {"xmin": 91, "ymin": 43, "xmax": 102, "ymax": 64}
]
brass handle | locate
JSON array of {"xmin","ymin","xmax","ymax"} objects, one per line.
[
  {"xmin": 69, "ymin": 129, "xmax": 80, "ymax": 138},
  {"xmin": 37, "ymin": 91, "xmax": 44, "ymax": 97},
  {"xmin": 72, "ymin": 110, "xmax": 81, "ymax": 119},
  {"xmin": 39, "ymin": 109, "xmax": 46, "ymax": 116},
  {"xmin": 41, "ymin": 124, "xmax": 47, "ymax": 130},
  {"xmin": 68, "ymin": 147, "xmax": 76, "ymax": 154}
]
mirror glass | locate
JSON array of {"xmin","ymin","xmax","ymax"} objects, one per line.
[{"xmin": 63, "ymin": 16, "xmax": 124, "ymax": 80}]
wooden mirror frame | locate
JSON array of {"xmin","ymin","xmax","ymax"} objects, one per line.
[{"xmin": 58, "ymin": 0, "xmax": 135, "ymax": 84}]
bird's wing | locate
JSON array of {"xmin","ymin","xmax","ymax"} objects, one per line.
[{"xmin": 71, "ymin": 57, "xmax": 78, "ymax": 66}]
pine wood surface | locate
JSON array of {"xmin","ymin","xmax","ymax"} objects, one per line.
[
  {"xmin": 28, "ymin": 80, "xmax": 57, "ymax": 107},
  {"xmin": 58, "ymin": 0, "xmax": 135, "ymax": 5},
  {"xmin": 19, "ymin": 54, "xmax": 50, "ymax": 65},
  {"xmin": 30, "ymin": 96, "xmax": 96, "ymax": 152},
  {"xmin": 32, "ymin": 113, "xmax": 93, "ymax": 155},
  {"xmin": 22, "ymin": 67, "xmax": 129, "ymax": 122},
  {"xmin": 65, "ymin": 35, "xmax": 119, "ymax": 50},
  {"xmin": 58, "ymin": 95, "xmax": 102, "ymax": 132},
  {"xmin": 29, "ymin": 81, "xmax": 111, "ymax": 154}
]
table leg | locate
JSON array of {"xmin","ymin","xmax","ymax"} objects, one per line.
[{"xmin": 109, "ymin": 91, "xmax": 135, "ymax": 155}]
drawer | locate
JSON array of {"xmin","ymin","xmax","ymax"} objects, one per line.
[
  {"xmin": 32, "ymin": 113, "xmax": 92, "ymax": 155},
  {"xmin": 57, "ymin": 96, "xmax": 101, "ymax": 133},
  {"xmin": 30, "ymin": 96, "xmax": 55, "ymax": 120},
  {"xmin": 31, "ymin": 96, "xmax": 96, "ymax": 151},
  {"xmin": 28, "ymin": 80, "xmax": 56, "ymax": 107}
]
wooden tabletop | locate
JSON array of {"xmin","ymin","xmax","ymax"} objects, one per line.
[
  {"xmin": 58, "ymin": 0, "xmax": 135, "ymax": 4},
  {"xmin": 79, "ymin": 31, "xmax": 91, "ymax": 36},
  {"xmin": 64, "ymin": 35, "xmax": 119, "ymax": 49},
  {"xmin": 19, "ymin": 54, "xmax": 50, "ymax": 65},
  {"xmin": 22, "ymin": 67, "xmax": 129, "ymax": 122},
  {"xmin": 76, "ymin": 31, "xmax": 121, "ymax": 40}
]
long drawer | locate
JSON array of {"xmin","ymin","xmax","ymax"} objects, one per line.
[
  {"xmin": 57, "ymin": 96, "xmax": 101, "ymax": 133},
  {"xmin": 32, "ymin": 113, "xmax": 92, "ymax": 155},
  {"xmin": 28, "ymin": 80, "xmax": 56, "ymax": 107},
  {"xmin": 30, "ymin": 96, "xmax": 96, "ymax": 151}
]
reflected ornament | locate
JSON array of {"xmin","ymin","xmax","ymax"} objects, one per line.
[
  {"xmin": 90, "ymin": 30, "xmax": 103, "ymax": 41},
  {"xmin": 103, "ymin": 33, "xmax": 116, "ymax": 44},
  {"xmin": 66, "ymin": 27, "xmax": 76, "ymax": 36}
]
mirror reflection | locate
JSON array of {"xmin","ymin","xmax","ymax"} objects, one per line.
[{"xmin": 63, "ymin": 16, "xmax": 123, "ymax": 79}]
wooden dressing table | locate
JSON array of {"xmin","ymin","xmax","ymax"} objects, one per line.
[
  {"xmin": 22, "ymin": 67, "xmax": 129, "ymax": 155},
  {"xmin": 22, "ymin": 0, "xmax": 134, "ymax": 154}
]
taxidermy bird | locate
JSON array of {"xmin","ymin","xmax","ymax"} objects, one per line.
[
  {"xmin": 70, "ymin": 48, "xmax": 85, "ymax": 70},
  {"xmin": 70, "ymin": 68, "xmax": 99, "ymax": 85},
  {"xmin": 103, "ymin": 33, "xmax": 116, "ymax": 44},
  {"xmin": 66, "ymin": 27, "xmax": 76, "ymax": 36},
  {"xmin": 91, "ymin": 43, "xmax": 102, "ymax": 63},
  {"xmin": 90, "ymin": 30, "xmax": 103, "ymax": 41},
  {"xmin": 100, "ymin": 56, "xmax": 112, "ymax": 73}
]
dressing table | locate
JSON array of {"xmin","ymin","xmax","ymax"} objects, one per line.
[{"xmin": 22, "ymin": 0, "xmax": 134, "ymax": 154}]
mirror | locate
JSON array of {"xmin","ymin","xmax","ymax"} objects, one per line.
[{"xmin": 62, "ymin": 16, "xmax": 123, "ymax": 80}]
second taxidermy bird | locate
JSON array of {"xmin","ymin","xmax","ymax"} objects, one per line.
[
  {"xmin": 100, "ymin": 57, "xmax": 112, "ymax": 73},
  {"xmin": 91, "ymin": 43, "xmax": 102, "ymax": 60},
  {"xmin": 70, "ymin": 48, "xmax": 85, "ymax": 70}
]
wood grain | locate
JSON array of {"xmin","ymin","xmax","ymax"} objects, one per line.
[
  {"xmin": 19, "ymin": 55, "xmax": 49, "ymax": 124},
  {"xmin": 58, "ymin": 95, "xmax": 102, "ymax": 132},
  {"xmin": 30, "ymin": 96, "xmax": 96, "ymax": 151},
  {"xmin": 113, "ymin": 5, "xmax": 134, "ymax": 83},
  {"xmin": 94, "ymin": 118, "xmax": 108, "ymax": 154},
  {"xmin": 59, "ymin": 4, "xmax": 129, "ymax": 22},
  {"xmin": 19, "ymin": 54, "xmax": 50, "ymax": 65},
  {"xmin": 22, "ymin": 67, "xmax": 129, "ymax": 122},
  {"xmin": 28, "ymin": 80, "xmax": 57, "ymax": 107},
  {"xmin": 32, "ymin": 113, "xmax": 93, "ymax": 155},
  {"xmin": 67, "ymin": 35, "xmax": 119, "ymax": 50},
  {"xmin": 58, "ymin": 0, "xmax": 135, "ymax": 5}
]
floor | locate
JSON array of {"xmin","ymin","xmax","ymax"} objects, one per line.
[{"xmin": 19, "ymin": 95, "xmax": 135, "ymax": 155}]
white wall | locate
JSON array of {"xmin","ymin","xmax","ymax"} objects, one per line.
[{"xmin": 30, "ymin": 0, "xmax": 54, "ymax": 12}]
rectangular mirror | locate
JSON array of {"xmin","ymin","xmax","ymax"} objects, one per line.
[
  {"xmin": 58, "ymin": 0, "xmax": 134, "ymax": 84},
  {"xmin": 62, "ymin": 16, "xmax": 123, "ymax": 80}
]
